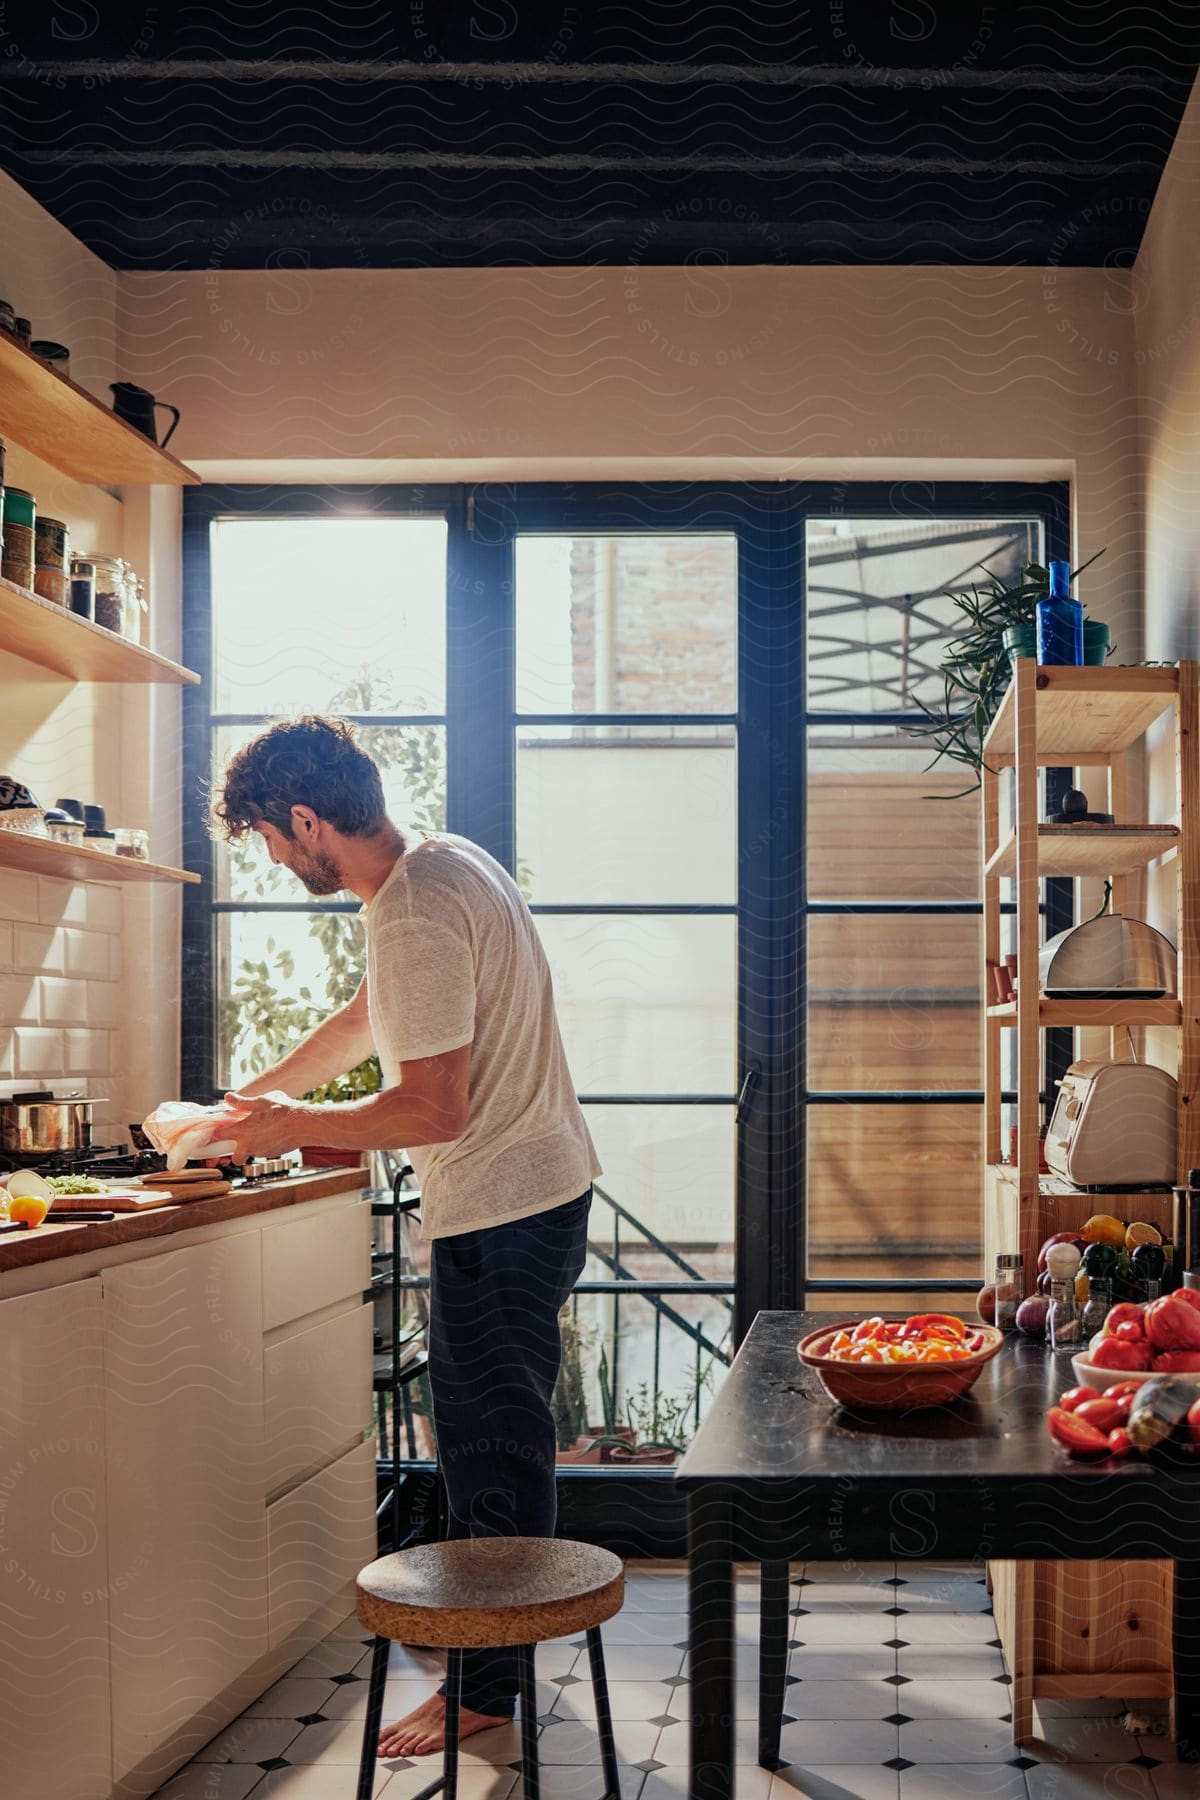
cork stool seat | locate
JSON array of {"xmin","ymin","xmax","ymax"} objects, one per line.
[{"xmin": 353, "ymin": 1537, "xmax": 625, "ymax": 1800}]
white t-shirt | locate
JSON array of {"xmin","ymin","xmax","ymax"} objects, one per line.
[{"xmin": 362, "ymin": 832, "xmax": 601, "ymax": 1238}]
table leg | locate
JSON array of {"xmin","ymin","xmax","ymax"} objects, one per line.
[
  {"xmin": 757, "ymin": 1559, "xmax": 790, "ymax": 1769},
  {"xmin": 1174, "ymin": 1558, "xmax": 1200, "ymax": 1761},
  {"xmin": 688, "ymin": 1488, "xmax": 735, "ymax": 1800}
]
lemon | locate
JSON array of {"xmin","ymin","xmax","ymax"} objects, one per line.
[
  {"xmin": 1081, "ymin": 1213, "xmax": 1127, "ymax": 1249},
  {"xmin": 1125, "ymin": 1221, "xmax": 1162, "ymax": 1250}
]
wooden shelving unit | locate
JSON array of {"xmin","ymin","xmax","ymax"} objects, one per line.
[
  {"xmin": 982, "ymin": 658, "xmax": 1200, "ymax": 1744},
  {"xmin": 0, "ymin": 331, "xmax": 199, "ymax": 487},
  {"xmin": 0, "ymin": 830, "xmax": 199, "ymax": 886},
  {"xmin": 0, "ymin": 575, "xmax": 199, "ymax": 685}
]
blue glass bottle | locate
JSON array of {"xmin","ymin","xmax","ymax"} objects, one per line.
[{"xmin": 1036, "ymin": 559, "xmax": 1083, "ymax": 665}]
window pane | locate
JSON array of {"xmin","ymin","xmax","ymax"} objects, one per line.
[
  {"xmin": 808, "ymin": 914, "xmax": 981, "ymax": 1090},
  {"xmin": 583, "ymin": 1104, "xmax": 733, "ymax": 1280},
  {"xmin": 517, "ymin": 726, "xmax": 736, "ymax": 904},
  {"xmin": 516, "ymin": 535, "xmax": 737, "ymax": 714},
  {"xmin": 211, "ymin": 517, "xmax": 447, "ymax": 715},
  {"xmin": 213, "ymin": 724, "xmax": 446, "ymax": 902},
  {"xmin": 807, "ymin": 725, "xmax": 979, "ymax": 903},
  {"xmin": 807, "ymin": 1102, "xmax": 980, "ymax": 1282},
  {"xmin": 806, "ymin": 515, "xmax": 1042, "ymax": 715},
  {"xmin": 217, "ymin": 911, "xmax": 365, "ymax": 1091},
  {"xmin": 540, "ymin": 915, "xmax": 735, "ymax": 1095}
]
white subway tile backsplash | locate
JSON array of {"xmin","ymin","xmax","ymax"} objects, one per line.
[
  {"xmin": 37, "ymin": 877, "xmax": 89, "ymax": 929},
  {"xmin": 108, "ymin": 935, "xmax": 122, "ymax": 981},
  {"xmin": 0, "ymin": 870, "xmax": 41, "ymax": 924},
  {"xmin": 0, "ymin": 974, "xmax": 40, "ymax": 1025},
  {"xmin": 39, "ymin": 976, "xmax": 89, "ymax": 1026},
  {"xmin": 0, "ymin": 1032, "xmax": 12, "ymax": 1078},
  {"xmin": 64, "ymin": 929, "xmax": 109, "ymax": 981},
  {"xmin": 86, "ymin": 982, "xmax": 122, "ymax": 1028},
  {"xmin": 87, "ymin": 886, "xmax": 123, "ymax": 935},
  {"xmin": 0, "ymin": 922, "xmax": 13, "ymax": 970},
  {"xmin": 14, "ymin": 924, "xmax": 65, "ymax": 976},
  {"xmin": 65, "ymin": 1029, "xmax": 113, "ymax": 1076},
  {"xmin": 14, "ymin": 1027, "xmax": 64, "ymax": 1077}
]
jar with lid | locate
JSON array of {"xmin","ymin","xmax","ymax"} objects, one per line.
[
  {"xmin": 33, "ymin": 515, "xmax": 69, "ymax": 607},
  {"xmin": 114, "ymin": 827, "xmax": 149, "ymax": 861},
  {"xmin": 2, "ymin": 486, "xmax": 36, "ymax": 590},
  {"xmin": 992, "ymin": 1253, "xmax": 1023, "ymax": 1331},
  {"xmin": 1045, "ymin": 1241, "xmax": 1083, "ymax": 1354},
  {"xmin": 1080, "ymin": 1277, "xmax": 1112, "ymax": 1342},
  {"xmin": 69, "ymin": 556, "xmax": 95, "ymax": 620},
  {"xmin": 88, "ymin": 553, "xmax": 128, "ymax": 633}
]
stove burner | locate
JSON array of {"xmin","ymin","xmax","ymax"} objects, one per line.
[{"xmin": 0, "ymin": 1143, "xmax": 168, "ymax": 1178}]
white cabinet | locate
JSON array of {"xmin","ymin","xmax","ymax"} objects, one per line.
[
  {"xmin": 103, "ymin": 1235, "xmax": 268, "ymax": 1793},
  {"xmin": 263, "ymin": 1301, "xmax": 374, "ymax": 1498},
  {"xmin": 262, "ymin": 1199, "xmax": 371, "ymax": 1330},
  {"xmin": 267, "ymin": 1438, "xmax": 377, "ymax": 1655},
  {"xmin": 0, "ymin": 1280, "xmax": 112, "ymax": 1800}
]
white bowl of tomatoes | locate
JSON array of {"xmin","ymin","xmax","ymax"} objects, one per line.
[{"xmin": 1070, "ymin": 1289, "xmax": 1200, "ymax": 1392}]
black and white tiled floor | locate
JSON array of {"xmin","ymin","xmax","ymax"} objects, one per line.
[{"xmin": 149, "ymin": 1560, "xmax": 1186, "ymax": 1800}]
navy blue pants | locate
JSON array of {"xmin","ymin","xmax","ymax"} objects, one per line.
[{"xmin": 427, "ymin": 1187, "xmax": 592, "ymax": 1716}]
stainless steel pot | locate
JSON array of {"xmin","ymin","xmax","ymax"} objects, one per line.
[{"xmin": 0, "ymin": 1090, "xmax": 104, "ymax": 1155}]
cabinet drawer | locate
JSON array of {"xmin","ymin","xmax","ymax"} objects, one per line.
[
  {"xmin": 267, "ymin": 1438, "xmax": 377, "ymax": 1651},
  {"xmin": 263, "ymin": 1302, "xmax": 374, "ymax": 1497},
  {"xmin": 262, "ymin": 1200, "xmax": 371, "ymax": 1330}
]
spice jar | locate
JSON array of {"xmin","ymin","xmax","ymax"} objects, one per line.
[
  {"xmin": 114, "ymin": 827, "xmax": 149, "ymax": 861},
  {"xmin": 69, "ymin": 556, "xmax": 96, "ymax": 620},
  {"xmin": 33, "ymin": 515, "xmax": 70, "ymax": 607},
  {"xmin": 2, "ymin": 486, "xmax": 36, "ymax": 590},
  {"xmin": 993, "ymin": 1253, "xmax": 1023, "ymax": 1332},
  {"xmin": 1080, "ymin": 1277, "xmax": 1112, "ymax": 1342},
  {"xmin": 88, "ymin": 553, "xmax": 127, "ymax": 633}
]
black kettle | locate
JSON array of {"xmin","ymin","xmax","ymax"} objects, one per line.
[{"xmin": 109, "ymin": 381, "xmax": 181, "ymax": 448}]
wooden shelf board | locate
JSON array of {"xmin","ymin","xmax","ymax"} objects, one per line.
[
  {"xmin": 0, "ymin": 830, "xmax": 199, "ymax": 886},
  {"xmin": 986, "ymin": 1163, "xmax": 1175, "ymax": 1202},
  {"xmin": 0, "ymin": 575, "xmax": 199, "ymax": 685},
  {"xmin": 984, "ymin": 823, "xmax": 1178, "ymax": 879},
  {"xmin": 983, "ymin": 666, "xmax": 1178, "ymax": 761},
  {"xmin": 0, "ymin": 332, "xmax": 199, "ymax": 487},
  {"xmin": 987, "ymin": 998, "xmax": 1181, "ymax": 1027}
]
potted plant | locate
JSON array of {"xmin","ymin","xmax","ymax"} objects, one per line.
[{"xmin": 908, "ymin": 553, "xmax": 1107, "ymax": 793}]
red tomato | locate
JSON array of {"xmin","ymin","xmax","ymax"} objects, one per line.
[
  {"xmin": 1113, "ymin": 1391, "xmax": 1136, "ymax": 1420},
  {"xmin": 905, "ymin": 1313, "xmax": 968, "ymax": 1338},
  {"xmin": 1187, "ymin": 1398, "xmax": 1200, "ymax": 1446},
  {"xmin": 1088, "ymin": 1336, "xmax": 1154, "ymax": 1371},
  {"xmin": 1145, "ymin": 1295, "xmax": 1200, "ymax": 1352},
  {"xmin": 1060, "ymin": 1385, "xmax": 1105, "ymax": 1413},
  {"xmin": 1106, "ymin": 1428, "xmax": 1134, "ymax": 1458},
  {"xmin": 1104, "ymin": 1303, "xmax": 1145, "ymax": 1337},
  {"xmin": 1074, "ymin": 1397, "xmax": 1124, "ymax": 1433},
  {"xmin": 852, "ymin": 1317, "xmax": 888, "ymax": 1342},
  {"xmin": 1112, "ymin": 1321, "xmax": 1147, "ymax": 1346},
  {"xmin": 1046, "ymin": 1406, "xmax": 1110, "ymax": 1457},
  {"xmin": 1105, "ymin": 1379, "xmax": 1148, "ymax": 1399},
  {"xmin": 1175, "ymin": 1289, "xmax": 1200, "ymax": 1316},
  {"xmin": 1151, "ymin": 1351, "xmax": 1200, "ymax": 1373}
]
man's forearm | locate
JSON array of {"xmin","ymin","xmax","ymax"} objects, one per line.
[
  {"xmin": 289, "ymin": 1086, "xmax": 457, "ymax": 1151},
  {"xmin": 239, "ymin": 988, "xmax": 375, "ymax": 1100}
]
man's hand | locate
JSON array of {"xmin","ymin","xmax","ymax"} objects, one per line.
[{"xmin": 221, "ymin": 1090, "xmax": 308, "ymax": 1164}]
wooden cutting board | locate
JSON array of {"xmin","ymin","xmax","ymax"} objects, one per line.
[{"xmin": 49, "ymin": 1179, "xmax": 233, "ymax": 1211}]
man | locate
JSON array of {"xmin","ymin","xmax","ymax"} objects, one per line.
[{"xmin": 209, "ymin": 714, "xmax": 600, "ymax": 1759}]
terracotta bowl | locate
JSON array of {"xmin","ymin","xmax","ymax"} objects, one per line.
[{"xmin": 796, "ymin": 1321, "xmax": 1006, "ymax": 1410}]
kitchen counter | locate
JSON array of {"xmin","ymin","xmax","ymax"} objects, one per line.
[{"xmin": 0, "ymin": 1163, "xmax": 369, "ymax": 1274}]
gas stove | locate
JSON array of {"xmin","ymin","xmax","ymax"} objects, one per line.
[{"xmin": 0, "ymin": 1142, "xmax": 302, "ymax": 1185}]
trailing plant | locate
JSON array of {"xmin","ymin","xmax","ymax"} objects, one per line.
[{"xmin": 906, "ymin": 550, "xmax": 1104, "ymax": 795}]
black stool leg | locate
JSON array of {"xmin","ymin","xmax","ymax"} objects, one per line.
[
  {"xmin": 357, "ymin": 1635, "xmax": 392, "ymax": 1800},
  {"xmin": 586, "ymin": 1626, "xmax": 621, "ymax": 1799},
  {"xmin": 441, "ymin": 1647, "xmax": 462, "ymax": 1799},
  {"xmin": 518, "ymin": 1643, "xmax": 541, "ymax": 1799},
  {"xmin": 758, "ymin": 1558, "xmax": 790, "ymax": 1768}
]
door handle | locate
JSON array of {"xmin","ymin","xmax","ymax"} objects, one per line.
[{"xmin": 736, "ymin": 1064, "xmax": 760, "ymax": 1125}]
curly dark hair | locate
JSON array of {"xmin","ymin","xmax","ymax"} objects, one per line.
[{"xmin": 211, "ymin": 715, "xmax": 388, "ymax": 842}]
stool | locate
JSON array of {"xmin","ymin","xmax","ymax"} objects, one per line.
[{"xmin": 355, "ymin": 1536, "xmax": 625, "ymax": 1799}]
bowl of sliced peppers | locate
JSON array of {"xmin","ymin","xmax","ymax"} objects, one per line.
[{"xmin": 796, "ymin": 1313, "xmax": 1005, "ymax": 1409}]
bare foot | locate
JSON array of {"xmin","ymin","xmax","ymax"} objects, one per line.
[{"xmin": 378, "ymin": 1691, "xmax": 511, "ymax": 1759}]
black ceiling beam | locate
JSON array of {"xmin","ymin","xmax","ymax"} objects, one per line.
[{"xmin": 0, "ymin": 58, "xmax": 1183, "ymax": 93}]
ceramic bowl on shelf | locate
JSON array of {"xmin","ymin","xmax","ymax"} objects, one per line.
[
  {"xmin": 796, "ymin": 1322, "xmax": 1005, "ymax": 1410},
  {"xmin": 0, "ymin": 774, "xmax": 46, "ymax": 835},
  {"xmin": 1069, "ymin": 1353, "xmax": 1200, "ymax": 1394}
]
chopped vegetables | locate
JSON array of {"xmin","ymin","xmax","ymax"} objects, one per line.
[
  {"xmin": 825, "ymin": 1313, "xmax": 984, "ymax": 1365},
  {"xmin": 47, "ymin": 1174, "xmax": 112, "ymax": 1195}
]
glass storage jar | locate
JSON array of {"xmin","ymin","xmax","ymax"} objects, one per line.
[{"xmin": 88, "ymin": 553, "xmax": 128, "ymax": 633}]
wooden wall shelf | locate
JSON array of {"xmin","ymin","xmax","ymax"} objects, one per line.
[
  {"xmin": 0, "ymin": 830, "xmax": 199, "ymax": 886},
  {"xmin": 0, "ymin": 576, "xmax": 199, "ymax": 685},
  {"xmin": 0, "ymin": 332, "xmax": 199, "ymax": 488},
  {"xmin": 984, "ymin": 824, "xmax": 1178, "ymax": 879}
]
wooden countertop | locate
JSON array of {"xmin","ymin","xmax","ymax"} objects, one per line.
[{"xmin": 0, "ymin": 1166, "xmax": 369, "ymax": 1273}]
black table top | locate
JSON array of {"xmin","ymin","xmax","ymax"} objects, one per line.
[{"xmin": 674, "ymin": 1310, "xmax": 1199, "ymax": 1490}]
